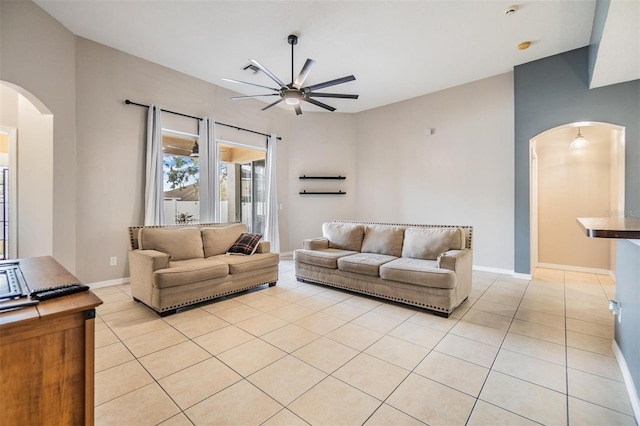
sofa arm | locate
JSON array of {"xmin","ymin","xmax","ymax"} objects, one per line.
[
  {"xmin": 129, "ymin": 249, "xmax": 170, "ymax": 306},
  {"xmin": 130, "ymin": 249, "xmax": 170, "ymax": 271},
  {"xmin": 437, "ymin": 248, "xmax": 473, "ymax": 304},
  {"xmin": 303, "ymin": 237, "xmax": 329, "ymax": 250},
  {"xmin": 256, "ymin": 240, "xmax": 271, "ymax": 253},
  {"xmin": 437, "ymin": 249, "xmax": 471, "ymax": 271}
]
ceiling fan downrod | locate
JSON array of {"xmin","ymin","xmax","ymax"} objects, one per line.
[{"xmin": 288, "ymin": 34, "xmax": 298, "ymax": 86}]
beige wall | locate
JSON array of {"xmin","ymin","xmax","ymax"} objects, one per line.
[
  {"xmin": 536, "ymin": 126, "xmax": 613, "ymax": 270},
  {"xmin": 74, "ymin": 37, "xmax": 296, "ymax": 283},
  {"xmin": 355, "ymin": 73, "xmax": 515, "ymax": 270},
  {"xmin": 284, "ymin": 112, "xmax": 357, "ymax": 250},
  {"xmin": 3, "ymin": 0, "xmax": 521, "ymax": 283},
  {"xmin": 0, "ymin": 0, "xmax": 77, "ymax": 272}
]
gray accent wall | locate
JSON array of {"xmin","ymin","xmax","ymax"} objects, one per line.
[
  {"xmin": 515, "ymin": 46, "xmax": 640, "ymax": 398},
  {"xmin": 615, "ymin": 239, "xmax": 640, "ymax": 401},
  {"xmin": 514, "ymin": 47, "xmax": 640, "ymax": 274}
]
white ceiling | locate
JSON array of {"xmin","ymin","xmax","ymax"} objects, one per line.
[{"xmin": 34, "ymin": 0, "xmax": 604, "ymax": 114}]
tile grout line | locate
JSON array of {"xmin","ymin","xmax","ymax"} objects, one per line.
[
  {"xmin": 464, "ymin": 274, "xmax": 534, "ymax": 425},
  {"xmin": 93, "ymin": 264, "xmax": 629, "ymax": 425},
  {"xmin": 563, "ymin": 270, "xmax": 571, "ymax": 426}
]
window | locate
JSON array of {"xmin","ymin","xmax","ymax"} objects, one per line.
[{"xmin": 162, "ymin": 130, "xmax": 200, "ymax": 224}]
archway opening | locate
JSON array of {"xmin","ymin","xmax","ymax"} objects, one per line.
[
  {"xmin": 0, "ymin": 81, "xmax": 54, "ymax": 259},
  {"xmin": 530, "ymin": 122, "xmax": 625, "ymax": 277}
]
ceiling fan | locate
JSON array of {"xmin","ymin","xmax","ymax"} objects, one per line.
[
  {"xmin": 164, "ymin": 141, "xmax": 199, "ymax": 157},
  {"xmin": 223, "ymin": 34, "xmax": 358, "ymax": 115}
]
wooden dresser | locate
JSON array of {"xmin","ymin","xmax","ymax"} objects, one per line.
[{"xmin": 0, "ymin": 256, "xmax": 103, "ymax": 425}]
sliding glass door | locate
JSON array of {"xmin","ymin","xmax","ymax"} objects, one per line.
[{"xmin": 219, "ymin": 142, "xmax": 266, "ymax": 234}]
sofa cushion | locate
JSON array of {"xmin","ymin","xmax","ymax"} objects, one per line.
[
  {"xmin": 227, "ymin": 233, "xmax": 262, "ymax": 255},
  {"xmin": 322, "ymin": 222, "xmax": 365, "ymax": 252},
  {"xmin": 202, "ymin": 224, "xmax": 247, "ymax": 257},
  {"xmin": 361, "ymin": 225, "xmax": 405, "ymax": 257},
  {"xmin": 153, "ymin": 258, "xmax": 228, "ymax": 288},
  {"xmin": 337, "ymin": 253, "xmax": 397, "ymax": 277},
  {"xmin": 294, "ymin": 248, "xmax": 358, "ymax": 269},
  {"xmin": 211, "ymin": 252, "xmax": 279, "ymax": 274},
  {"xmin": 401, "ymin": 227, "xmax": 465, "ymax": 260},
  {"xmin": 380, "ymin": 258, "xmax": 456, "ymax": 289},
  {"xmin": 139, "ymin": 227, "xmax": 204, "ymax": 261}
]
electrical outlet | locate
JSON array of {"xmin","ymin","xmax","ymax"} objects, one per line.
[{"xmin": 110, "ymin": 256, "xmax": 117, "ymax": 266}]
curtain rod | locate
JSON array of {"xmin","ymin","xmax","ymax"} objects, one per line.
[{"xmin": 124, "ymin": 99, "xmax": 281, "ymax": 140}]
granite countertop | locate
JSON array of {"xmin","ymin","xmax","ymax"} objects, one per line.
[{"xmin": 577, "ymin": 217, "xmax": 640, "ymax": 239}]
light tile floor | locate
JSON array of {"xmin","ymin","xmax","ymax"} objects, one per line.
[{"xmin": 92, "ymin": 261, "xmax": 637, "ymax": 425}]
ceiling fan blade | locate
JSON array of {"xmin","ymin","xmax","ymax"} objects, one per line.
[
  {"xmin": 307, "ymin": 92, "xmax": 359, "ymax": 99},
  {"xmin": 250, "ymin": 59, "xmax": 287, "ymax": 88},
  {"xmin": 303, "ymin": 97, "xmax": 336, "ymax": 112},
  {"xmin": 294, "ymin": 104, "xmax": 302, "ymax": 115},
  {"xmin": 293, "ymin": 59, "xmax": 316, "ymax": 89},
  {"xmin": 222, "ymin": 78, "xmax": 280, "ymax": 92},
  {"xmin": 304, "ymin": 75, "xmax": 356, "ymax": 92},
  {"xmin": 231, "ymin": 93, "xmax": 280, "ymax": 100},
  {"xmin": 166, "ymin": 145, "xmax": 191, "ymax": 153},
  {"xmin": 261, "ymin": 98, "xmax": 284, "ymax": 111}
]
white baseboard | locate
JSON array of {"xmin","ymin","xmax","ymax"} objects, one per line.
[
  {"xmin": 536, "ymin": 262, "xmax": 612, "ymax": 276},
  {"xmin": 473, "ymin": 265, "xmax": 513, "ymax": 275},
  {"xmin": 612, "ymin": 340, "xmax": 640, "ymax": 422},
  {"xmin": 513, "ymin": 272, "xmax": 532, "ymax": 280},
  {"xmin": 279, "ymin": 251, "xmax": 293, "ymax": 260},
  {"xmin": 88, "ymin": 277, "xmax": 129, "ymax": 289}
]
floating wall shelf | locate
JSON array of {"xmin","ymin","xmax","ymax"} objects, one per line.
[
  {"xmin": 299, "ymin": 174, "xmax": 346, "ymax": 195},
  {"xmin": 299, "ymin": 190, "xmax": 346, "ymax": 195},
  {"xmin": 299, "ymin": 175, "xmax": 346, "ymax": 180}
]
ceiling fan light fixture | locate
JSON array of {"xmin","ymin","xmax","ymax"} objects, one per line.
[
  {"xmin": 284, "ymin": 90, "xmax": 303, "ymax": 105},
  {"xmin": 569, "ymin": 127, "xmax": 588, "ymax": 150}
]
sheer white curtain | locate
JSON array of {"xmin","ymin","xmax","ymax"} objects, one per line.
[
  {"xmin": 198, "ymin": 118, "xmax": 218, "ymax": 223},
  {"xmin": 144, "ymin": 105, "xmax": 165, "ymax": 225},
  {"xmin": 265, "ymin": 134, "xmax": 280, "ymax": 252}
]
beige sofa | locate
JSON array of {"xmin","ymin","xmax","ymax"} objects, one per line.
[
  {"xmin": 128, "ymin": 223, "xmax": 278, "ymax": 316},
  {"xmin": 294, "ymin": 221, "xmax": 473, "ymax": 317}
]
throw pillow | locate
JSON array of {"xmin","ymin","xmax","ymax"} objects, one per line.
[
  {"xmin": 227, "ymin": 233, "xmax": 262, "ymax": 255},
  {"xmin": 139, "ymin": 227, "xmax": 204, "ymax": 260},
  {"xmin": 322, "ymin": 222, "xmax": 365, "ymax": 252},
  {"xmin": 202, "ymin": 224, "xmax": 247, "ymax": 257},
  {"xmin": 402, "ymin": 227, "xmax": 465, "ymax": 260},
  {"xmin": 361, "ymin": 225, "xmax": 405, "ymax": 257}
]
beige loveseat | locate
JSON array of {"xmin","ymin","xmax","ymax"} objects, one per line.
[
  {"xmin": 128, "ymin": 223, "xmax": 278, "ymax": 316},
  {"xmin": 294, "ymin": 221, "xmax": 473, "ymax": 317}
]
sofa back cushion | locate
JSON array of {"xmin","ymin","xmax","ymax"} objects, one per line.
[
  {"xmin": 202, "ymin": 224, "xmax": 247, "ymax": 257},
  {"xmin": 402, "ymin": 227, "xmax": 465, "ymax": 260},
  {"xmin": 322, "ymin": 222, "xmax": 365, "ymax": 252},
  {"xmin": 361, "ymin": 225, "xmax": 405, "ymax": 257},
  {"xmin": 139, "ymin": 227, "xmax": 204, "ymax": 261}
]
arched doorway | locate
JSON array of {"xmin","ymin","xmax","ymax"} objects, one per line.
[
  {"xmin": 530, "ymin": 122, "xmax": 625, "ymax": 276},
  {"xmin": 0, "ymin": 81, "xmax": 54, "ymax": 259}
]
